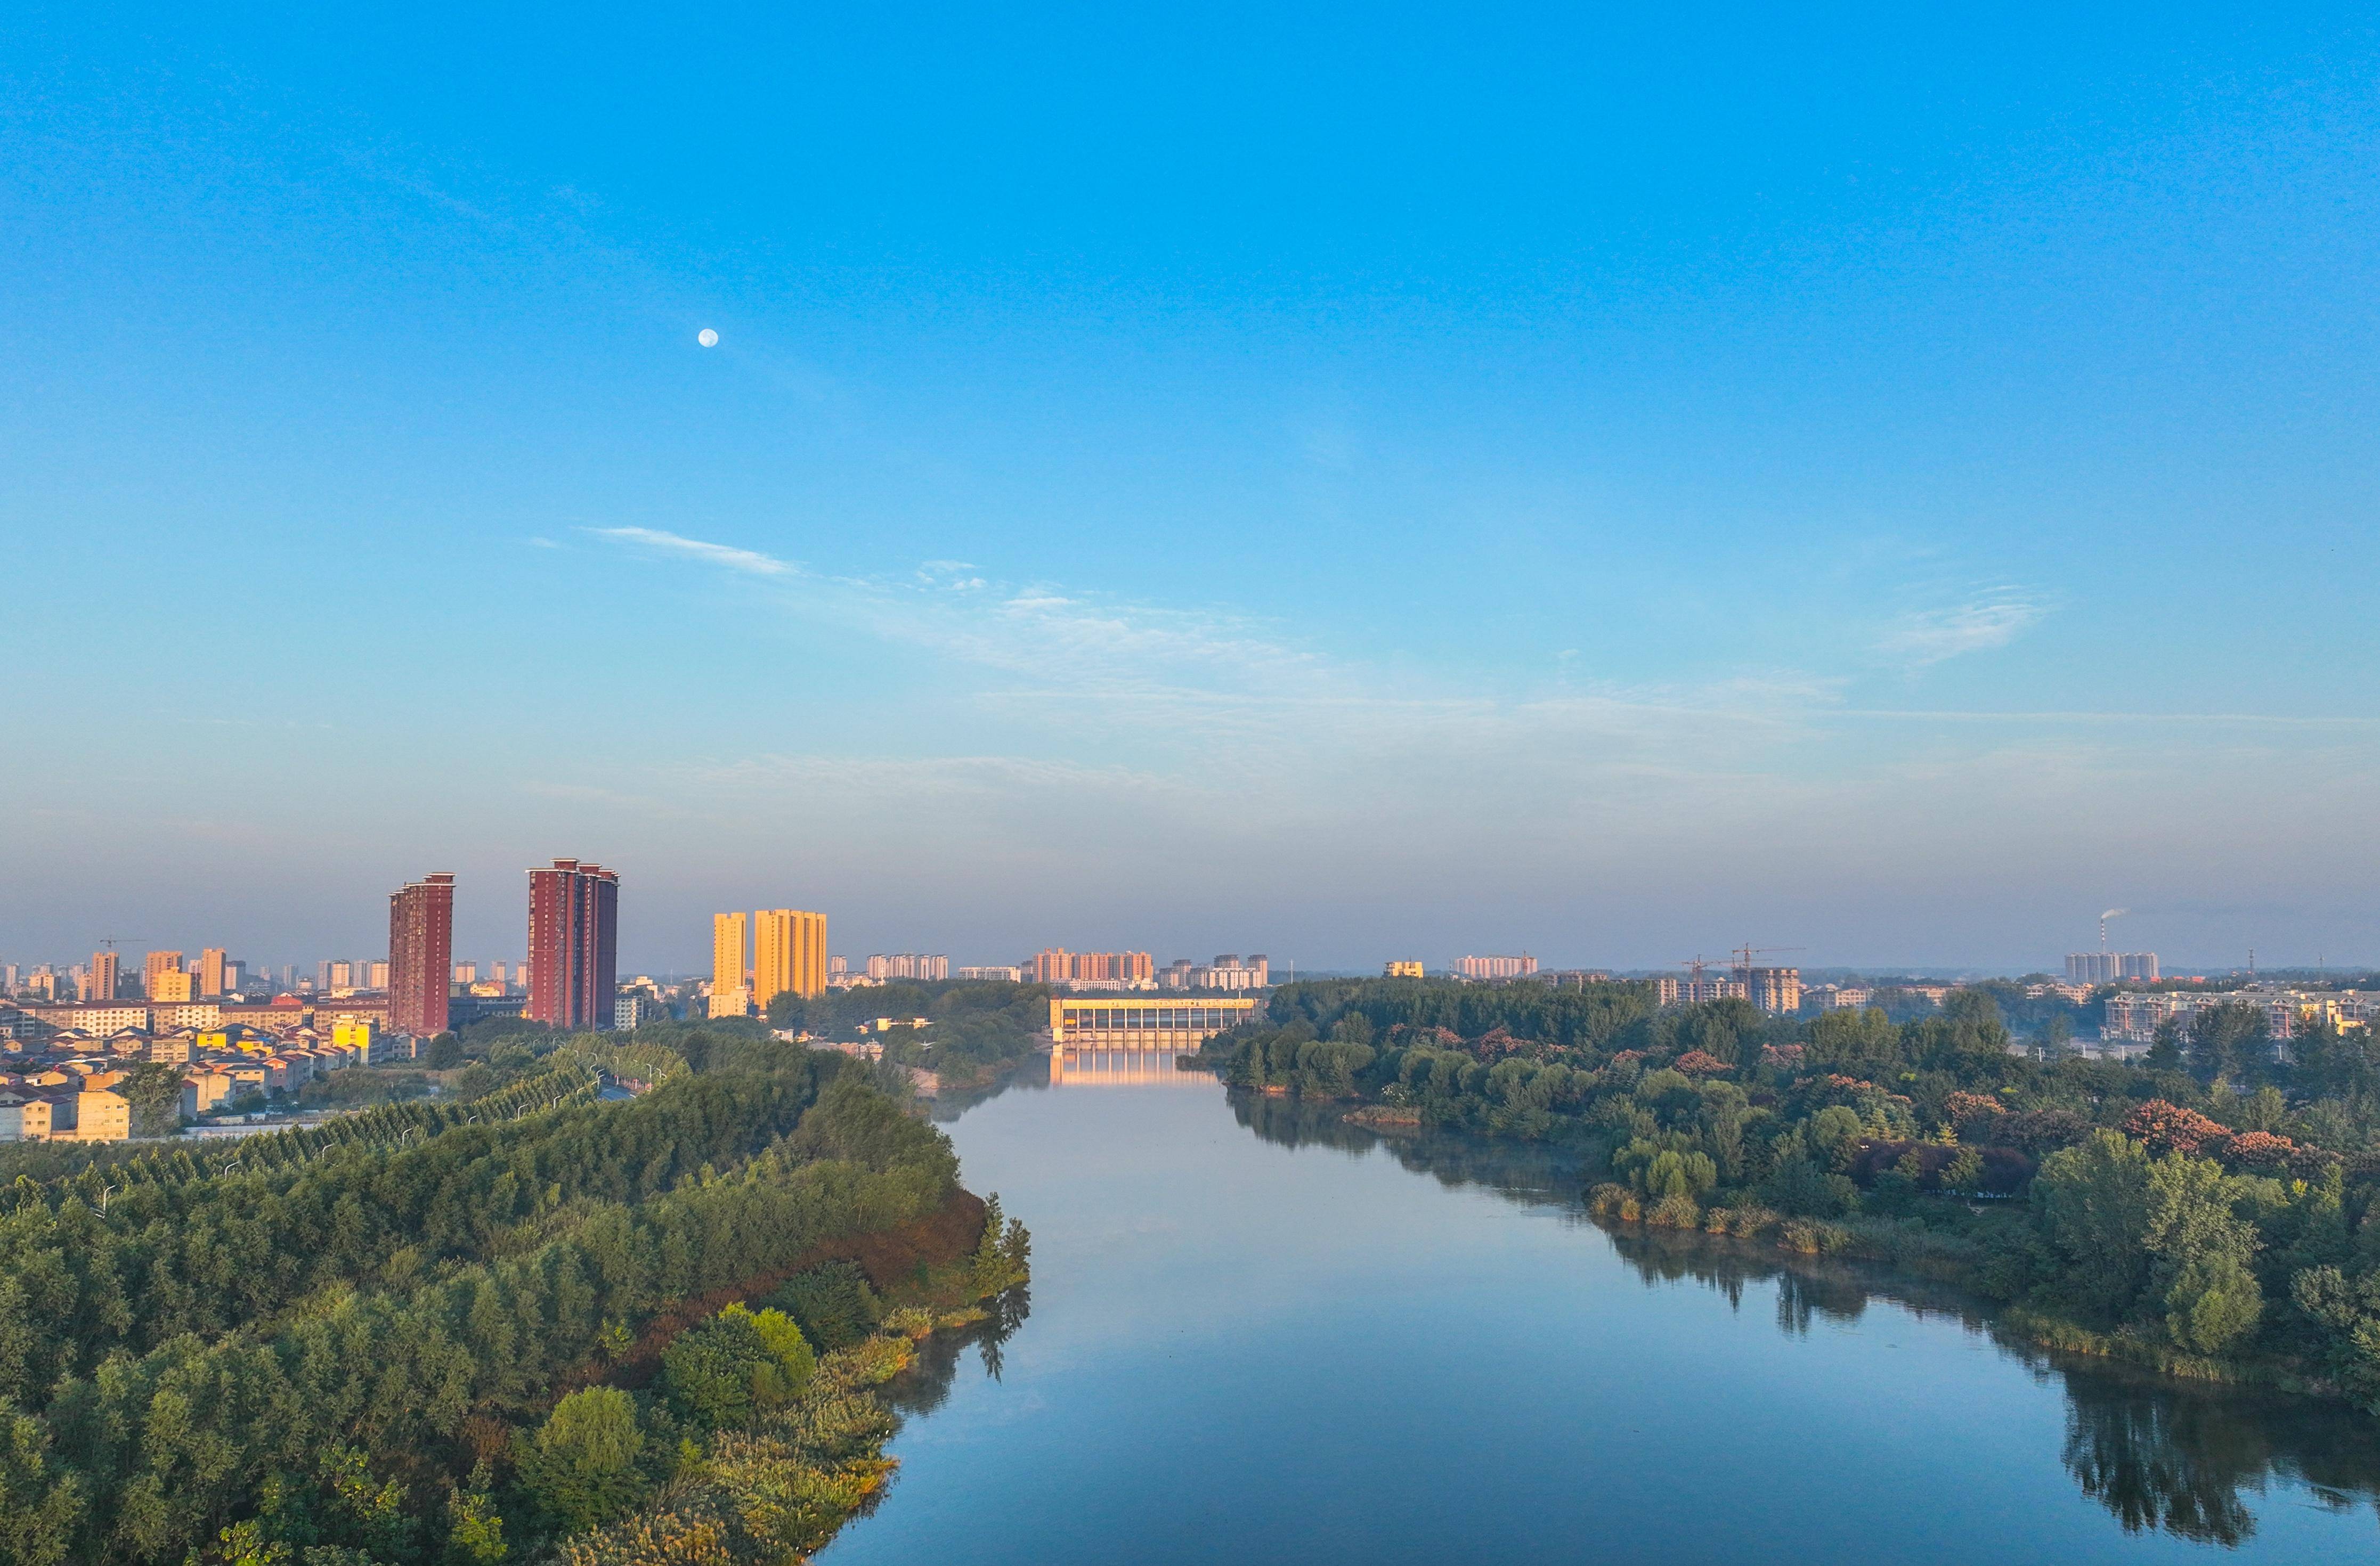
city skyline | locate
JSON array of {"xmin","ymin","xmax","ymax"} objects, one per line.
[{"xmin": 5, "ymin": 9, "xmax": 2376, "ymax": 971}]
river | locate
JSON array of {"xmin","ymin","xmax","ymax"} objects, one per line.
[{"xmin": 818, "ymin": 1051, "xmax": 2380, "ymax": 1564}]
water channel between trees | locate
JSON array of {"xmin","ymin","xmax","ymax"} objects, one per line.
[{"xmin": 819, "ymin": 1052, "xmax": 2380, "ymax": 1564}]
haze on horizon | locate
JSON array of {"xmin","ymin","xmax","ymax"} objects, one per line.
[{"xmin": 4, "ymin": 5, "xmax": 2376, "ymax": 977}]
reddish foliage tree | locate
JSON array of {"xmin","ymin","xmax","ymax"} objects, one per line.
[
  {"xmin": 1944, "ymin": 1090, "xmax": 2006, "ymax": 1126},
  {"xmin": 2123, "ymin": 1099, "xmax": 2229, "ymax": 1155},
  {"xmin": 1673, "ymin": 1049, "xmax": 1729, "ymax": 1075},
  {"xmin": 2217, "ymin": 1130, "xmax": 2302, "ymax": 1174}
]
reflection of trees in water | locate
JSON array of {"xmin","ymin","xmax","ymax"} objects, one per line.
[
  {"xmin": 1225, "ymin": 1090, "xmax": 2380, "ymax": 1548},
  {"xmin": 877, "ymin": 1286, "xmax": 1034, "ymax": 1422},
  {"xmin": 2061, "ymin": 1378, "xmax": 2380, "ymax": 1545},
  {"xmin": 1230, "ymin": 1092, "xmax": 1585, "ymax": 1207},
  {"xmin": 2062, "ymin": 1388, "xmax": 2261, "ymax": 1545}
]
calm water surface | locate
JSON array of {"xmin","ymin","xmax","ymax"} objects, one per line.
[{"xmin": 821, "ymin": 1054, "xmax": 2380, "ymax": 1564}]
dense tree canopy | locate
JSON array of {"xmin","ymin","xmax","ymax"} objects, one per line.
[{"xmin": 1197, "ymin": 977, "xmax": 2380, "ymax": 1414}]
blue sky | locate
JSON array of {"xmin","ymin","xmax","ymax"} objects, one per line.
[{"xmin": 4, "ymin": 4, "xmax": 2375, "ymax": 975}]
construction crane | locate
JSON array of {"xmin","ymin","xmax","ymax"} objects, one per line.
[{"xmin": 1729, "ymin": 944, "xmax": 1804, "ymax": 978}]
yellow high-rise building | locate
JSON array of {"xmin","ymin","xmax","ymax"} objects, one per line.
[
  {"xmin": 143, "ymin": 950, "xmax": 185, "ymax": 997},
  {"xmin": 150, "ymin": 969, "xmax": 196, "ymax": 1003},
  {"xmin": 709, "ymin": 912, "xmax": 750, "ymax": 1018},
  {"xmin": 752, "ymin": 909, "xmax": 828, "ymax": 1008}
]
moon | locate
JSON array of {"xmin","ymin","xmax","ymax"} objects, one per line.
[{"xmin": 697, "ymin": 328, "xmax": 719, "ymax": 347}]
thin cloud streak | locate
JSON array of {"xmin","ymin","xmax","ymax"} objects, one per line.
[
  {"xmin": 1880, "ymin": 592, "xmax": 2050, "ymax": 666},
  {"xmin": 589, "ymin": 526, "xmax": 795, "ymax": 577}
]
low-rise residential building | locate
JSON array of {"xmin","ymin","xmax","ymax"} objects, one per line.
[
  {"xmin": 1384, "ymin": 960, "xmax": 1425, "ymax": 979},
  {"xmin": 0, "ymin": 1092, "xmax": 52, "ymax": 1141},
  {"xmin": 182, "ymin": 1071, "xmax": 237, "ymax": 1117},
  {"xmin": 2100, "ymin": 987, "xmax": 2364, "ymax": 1044},
  {"xmin": 50, "ymin": 1089, "xmax": 129, "ymax": 1141}
]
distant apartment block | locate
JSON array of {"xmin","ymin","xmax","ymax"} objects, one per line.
[
  {"xmin": 149, "ymin": 968, "xmax": 196, "ymax": 1003},
  {"xmin": 710, "ymin": 911, "xmax": 750, "ymax": 1018},
  {"xmin": 1458, "ymin": 955, "xmax": 1537, "ymax": 980},
  {"xmin": 2100, "ymin": 987, "xmax": 2373, "ymax": 1044},
  {"xmin": 1741, "ymin": 966, "xmax": 1802, "ymax": 1015},
  {"xmin": 1031, "ymin": 949, "xmax": 1156, "ymax": 986},
  {"xmin": 756, "ymin": 910, "xmax": 828, "ymax": 1003},
  {"xmin": 389, "ymin": 872, "xmax": 456, "ymax": 1035},
  {"xmin": 83, "ymin": 951, "xmax": 119, "ymax": 1002},
  {"xmin": 1654, "ymin": 975, "xmax": 1745, "ymax": 1007},
  {"xmin": 527, "ymin": 859, "xmax": 619, "ymax": 1030},
  {"xmin": 2067, "ymin": 952, "xmax": 2158, "ymax": 984},
  {"xmin": 866, "ymin": 953, "xmax": 949, "ymax": 981},
  {"xmin": 958, "ymin": 965, "xmax": 1024, "ymax": 982},
  {"xmin": 143, "ymin": 950, "xmax": 183, "ymax": 997},
  {"xmin": 1384, "ymin": 960, "xmax": 1425, "ymax": 979},
  {"xmin": 198, "ymin": 948, "xmax": 229, "ymax": 998},
  {"xmin": 1159, "ymin": 954, "xmax": 1271, "ymax": 991}
]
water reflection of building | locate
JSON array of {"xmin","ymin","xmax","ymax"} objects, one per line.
[
  {"xmin": 1047, "ymin": 995, "xmax": 1258, "ymax": 1046},
  {"xmin": 1047, "ymin": 1048, "xmax": 1215, "ymax": 1087}
]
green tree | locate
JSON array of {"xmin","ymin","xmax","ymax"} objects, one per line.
[
  {"xmin": 2163, "ymin": 1256, "xmax": 2261, "ymax": 1354},
  {"xmin": 2187, "ymin": 1001, "xmax": 2270, "ymax": 1083},
  {"xmin": 660, "ymin": 1303, "xmax": 814, "ymax": 1428},
  {"xmin": 2033, "ymin": 1130, "xmax": 2152, "ymax": 1320},
  {"xmin": 518, "ymin": 1386, "xmax": 645, "ymax": 1534},
  {"xmin": 2141, "ymin": 1151, "xmax": 2261, "ymax": 1351},
  {"xmin": 0, "ymin": 1398, "xmax": 81, "ymax": 1566},
  {"xmin": 1942, "ymin": 1146, "xmax": 1984, "ymax": 1195},
  {"xmin": 1804, "ymin": 1007, "xmax": 1897, "ymax": 1073}
]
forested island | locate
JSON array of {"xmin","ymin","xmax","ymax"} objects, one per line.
[
  {"xmin": 0, "ymin": 1031, "xmax": 1029, "ymax": 1566},
  {"xmin": 1193, "ymin": 978, "xmax": 2380, "ymax": 1414}
]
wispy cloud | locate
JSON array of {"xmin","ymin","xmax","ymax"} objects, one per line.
[
  {"xmin": 588, "ymin": 526, "xmax": 795, "ymax": 577},
  {"xmin": 1880, "ymin": 591, "xmax": 2050, "ymax": 667}
]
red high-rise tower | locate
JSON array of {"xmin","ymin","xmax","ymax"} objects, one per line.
[
  {"xmin": 388, "ymin": 872, "xmax": 456, "ymax": 1035},
  {"xmin": 526, "ymin": 859, "xmax": 619, "ymax": 1030}
]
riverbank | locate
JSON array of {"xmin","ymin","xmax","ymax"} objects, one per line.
[
  {"xmin": 1572, "ymin": 1154, "xmax": 2356, "ymax": 1406},
  {"xmin": 554, "ymin": 1193, "xmax": 1028, "ymax": 1566}
]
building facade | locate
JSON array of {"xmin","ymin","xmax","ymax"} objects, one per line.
[
  {"xmin": 1458, "ymin": 955, "xmax": 1538, "ymax": 980},
  {"xmin": 527, "ymin": 859, "xmax": 619, "ymax": 1030},
  {"xmin": 1741, "ymin": 966, "xmax": 1803, "ymax": 1015},
  {"xmin": 1030, "ymin": 949, "xmax": 1155, "ymax": 986},
  {"xmin": 2067, "ymin": 952, "xmax": 2159, "ymax": 984},
  {"xmin": 388, "ymin": 872, "xmax": 456, "ymax": 1037},
  {"xmin": 1384, "ymin": 960, "xmax": 1425, "ymax": 978},
  {"xmin": 864, "ymin": 952, "xmax": 948, "ymax": 981},
  {"xmin": 1047, "ymin": 995, "xmax": 1260, "ymax": 1046},
  {"xmin": 710, "ymin": 911, "xmax": 750, "ymax": 1018},
  {"xmin": 754, "ymin": 909, "xmax": 828, "ymax": 1005},
  {"xmin": 143, "ymin": 950, "xmax": 184, "ymax": 997},
  {"xmin": 199, "ymin": 948, "xmax": 229, "ymax": 998}
]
